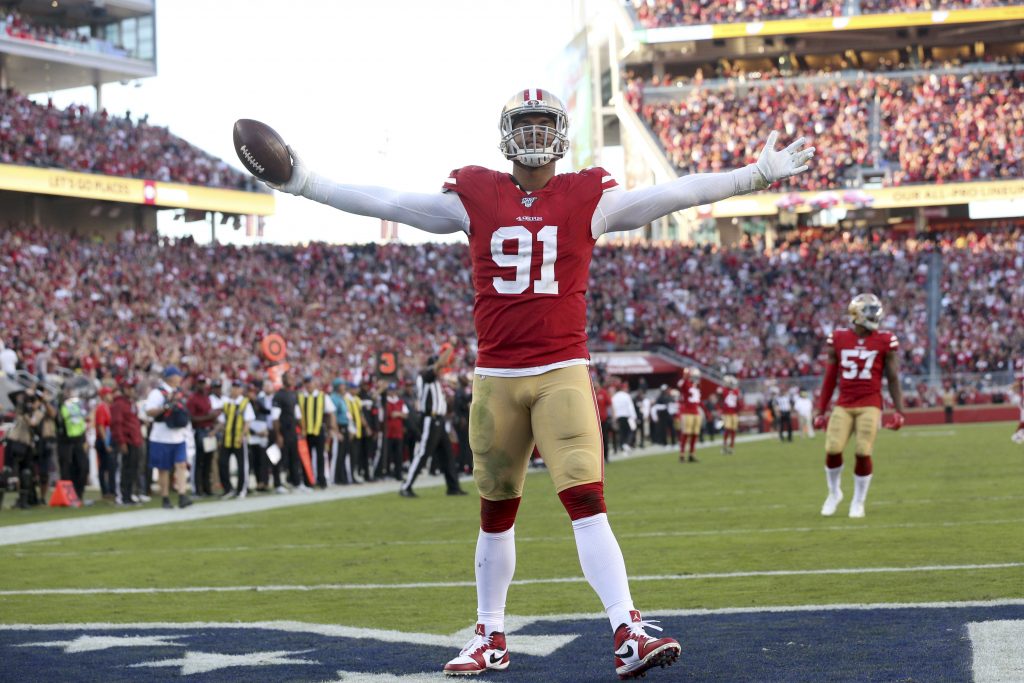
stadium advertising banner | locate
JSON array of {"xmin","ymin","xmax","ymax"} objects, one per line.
[
  {"xmin": 707, "ymin": 179, "xmax": 1024, "ymax": 218},
  {"xmin": 0, "ymin": 163, "xmax": 275, "ymax": 216},
  {"xmin": 642, "ymin": 6, "xmax": 1024, "ymax": 43}
]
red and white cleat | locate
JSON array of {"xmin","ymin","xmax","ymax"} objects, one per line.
[
  {"xmin": 613, "ymin": 610, "xmax": 681, "ymax": 680},
  {"xmin": 443, "ymin": 623, "xmax": 510, "ymax": 676}
]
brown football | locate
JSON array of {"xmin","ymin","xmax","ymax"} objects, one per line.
[{"xmin": 233, "ymin": 118, "xmax": 292, "ymax": 184}]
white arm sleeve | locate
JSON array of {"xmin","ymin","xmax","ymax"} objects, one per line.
[
  {"xmin": 592, "ymin": 164, "xmax": 761, "ymax": 237},
  {"xmin": 304, "ymin": 175, "xmax": 470, "ymax": 235}
]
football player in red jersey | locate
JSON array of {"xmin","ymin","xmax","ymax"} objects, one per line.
[
  {"xmin": 719, "ymin": 376, "xmax": 741, "ymax": 454},
  {"xmin": 678, "ymin": 368, "xmax": 703, "ymax": 462},
  {"xmin": 1012, "ymin": 375, "xmax": 1024, "ymax": 445},
  {"xmin": 812, "ymin": 293, "xmax": 905, "ymax": 519},
  {"xmin": 266, "ymin": 88, "xmax": 813, "ymax": 679}
]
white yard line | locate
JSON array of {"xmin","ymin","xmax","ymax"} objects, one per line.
[
  {"xmin": 9, "ymin": 517, "xmax": 1024, "ymax": 558},
  {"xmin": 1, "ymin": 561, "xmax": 1021, "ymax": 596},
  {"xmin": 0, "ymin": 437, "xmax": 771, "ymax": 548}
]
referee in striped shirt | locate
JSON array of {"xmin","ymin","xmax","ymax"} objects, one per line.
[{"xmin": 400, "ymin": 347, "xmax": 467, "ymax": 498}]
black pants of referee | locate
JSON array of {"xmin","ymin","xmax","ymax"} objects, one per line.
[
  {"xmin": 219, "ymin": 444, "xmax": 249, "ymax": 495},
  {"xmin": 280, "ymin": 431, "xmax": 302, "ymax": 487},
  {"xmin": 402, "ymin": 416, "xmax": 461, "ymax": 494},
  {"xmin": 778, "ymin": 411, "xmax": 793, "ymax": 442}
]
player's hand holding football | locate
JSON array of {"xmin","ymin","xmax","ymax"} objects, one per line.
[
  {"xmin": 882, "ymin": 412, "xmax": 905, "ymax": 431},
  {"xmin": 753, "ymin": 131, "xmax": 815, "ymax": 189},
  {"xmin": 266, "ymin": 145, "xmax": 312, "ymax": 196}
]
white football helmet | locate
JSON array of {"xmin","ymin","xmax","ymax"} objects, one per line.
[
  {"xmin": 499, "ymin": 88, "xmax": 569, "ymax": 168},
  {"xmin": 848, "ymin": 293, "xmax": 884, "ymax": 331},
  {"xmin": 725, "ymin": 375, "xmax": 738, "ymax": 388},
  {"xmin": 688, "ymin": 368, "xmax": 701, "ymax": 381}
]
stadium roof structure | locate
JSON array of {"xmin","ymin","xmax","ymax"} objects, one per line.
[{"xmin": 0, "ymin": 0, "xmax": 156, "ymax": 95}]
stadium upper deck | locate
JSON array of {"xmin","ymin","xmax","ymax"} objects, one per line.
[
  {"xmin": 568, "ymin": 0, "xmax": 1024, "ymax": 240},
  {"xmin": 0, "ymin": 0, "xmax": 270, "ymax": 237}
]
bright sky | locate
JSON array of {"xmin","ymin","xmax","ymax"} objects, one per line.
[{"xmin": 38, "ymin": 0, "xmax": 579, "ymax": 245}]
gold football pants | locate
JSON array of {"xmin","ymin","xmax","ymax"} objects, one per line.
[{"xmin": 470, "ymin": 364, "xmax": 603, "ymax": 501}]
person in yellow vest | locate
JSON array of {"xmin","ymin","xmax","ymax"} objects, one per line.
[
  {"xmin": 217, "ymin": 380, "xmax": 255, "ymax": 499},
  {"xmin": 299, "ymin": 374, "xmax": 337, "ymax": 489},
  {"xmin": 344, "ymin": 381, "xmax": 367, "ymax": 483},
  {"xmin": 58, "ymin": 388, "xmax": 90, "ymax": 501}
]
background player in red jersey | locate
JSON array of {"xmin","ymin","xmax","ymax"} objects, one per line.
[
  {"xmin": 263, "ymin": 88, "xmax": 813, "ymax": 679},
  {"xmin": 813, "ymin": 293, "xmax": 905, "ymax": 519},
  {"xmin": 719, "ymin": 376, "xmax": 741, "ymax": 454},
  {"xmin": 678, "ymin": 368, "xmax": 703, "ymax": 462},
  {"xmin": 1012, "ymin": 375, "xmax": 1024, "ymax": 445}
]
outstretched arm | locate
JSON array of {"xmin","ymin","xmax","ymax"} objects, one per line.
[
  {"xmin": 594, "ymin": 131, "xmax": 814, "ymax": 236},
  {"xmin": 268, "ymin": 148, "xmax": 469, "ymax": 235}
]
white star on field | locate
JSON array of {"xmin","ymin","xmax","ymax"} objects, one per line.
[
  {"xmin": 18, "ymin": 634, "xmax": 186, "ymax": 653},
  {"xmin": 130, "ymin": 649, "xmax": 319, "ymax": 675}
]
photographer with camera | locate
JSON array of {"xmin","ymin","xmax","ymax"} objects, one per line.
[
  {"xmin": 144, "ymin": 366, "xmax": 193, "ymax": 510},
  {"xmin": 4, "ymin": 389, "xmax": 42, "ymax": 509},
  {"xmin": 34, "ymin": 386, "xmax": 58, "ymax": 505}
]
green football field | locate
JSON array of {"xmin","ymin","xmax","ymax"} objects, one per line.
[{"xmin": 2, "ymin": 421, "xmax": 1022, "ymax": 634}]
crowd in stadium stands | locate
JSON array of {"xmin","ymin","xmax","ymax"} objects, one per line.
[
  {"xmin": 0, "ymin": 90, "xmax": 256, "ymax": 190},
  {"xmin": 1, "ymin": 8, "xmax": 130, "ymax": 57},
  {"xmin": 630, "ymin": 67, "xmax": 1024, "ymax": 190},
  {"xmin": 629, "ymin": 0, "xmax": 1015, "ymax": 27},
  {"xmin": 1, "ymin": 225, "xmax": 1020, "ymax": 408},
  {"xmin": 878, "ymin": 70, "xmax": 1024, "ymax": 185}
]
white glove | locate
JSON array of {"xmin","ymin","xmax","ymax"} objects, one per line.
[
  {"xmin": 265, "ymin": 145, "xmax": 313, "ymax": 196},
  {"xmin": 752, "ymin": 131, "xmax": 815, "ymax": 189}
]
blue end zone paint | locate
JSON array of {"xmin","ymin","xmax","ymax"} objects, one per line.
[{"xmin": 1, "ymin": 605, "xmax": 1022, "ymax": 681}]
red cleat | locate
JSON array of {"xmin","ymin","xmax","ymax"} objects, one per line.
[
  {"xmin": 614, "ymin": 610, "xmax": 681, "ymax": 679},
  {"xmin": 443, "ymin": 623, "xmax": 510, "ymax": 676}
]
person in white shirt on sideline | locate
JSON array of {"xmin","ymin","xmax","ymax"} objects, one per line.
[
  {"xmin": 144, "ymin": 366, "xmax": 193, "ymax": 509},
  {"xmin": 611, "ymin": 381, "xmax": 638, "ymax": 454},
  {"xmin": 793, "ymin": 389, "xmax": 815, "ymax": 438}
]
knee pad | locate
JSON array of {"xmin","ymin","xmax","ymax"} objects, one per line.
[
  {"xmin": 480, "ymin": 497, "xmax": 521, "ymax": 533},
  {"xmin": 557, "ymin": 482, "xmax": 607, "ymax": 521}
]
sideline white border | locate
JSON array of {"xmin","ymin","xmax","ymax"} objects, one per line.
[{"xmin": 1, "ymin": 562, "xmax": 1022, "ymax": 596}]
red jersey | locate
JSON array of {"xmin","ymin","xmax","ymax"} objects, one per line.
[
  {"xmin": 721, "ymin": 388, "xmax": 741, "ymax": 415},
  {"xmin": 678, "ymin": 380, "xmax": 702, "ymax": 415},
  {"xmin": 94, "ymin": 402, "xmax": 111, "ymax": 435},
  {"xmin": 384, "ymin": 395, "xmax": 407, "ymax": 440},
  {"xmin": 595, "ymin": 387, "xmax": 611, "ymax": 421},
  {"xmin": 443, "ymin": 165, "xmax": 617, "ymax": 369},
  {"xmin": 829, "ymin": 327, "xmax": 899, "ymax": 409}
]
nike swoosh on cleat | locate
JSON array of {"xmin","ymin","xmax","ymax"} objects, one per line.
[
  {"xmin": 488, "ymin": 651, "xmax": 506, "ymax": 664},
  {"xmin": 614, "ymin": 643, "xmax": 635, "ymax": 659}
]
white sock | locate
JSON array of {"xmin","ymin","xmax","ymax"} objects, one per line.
[
  {"xmin": 571, "ymin": 513, "xmax": 635, "ymax": 631},
  {"xmin": 826, "ymin": 465, "xmax": 844, "ymax": 497},
  {"xmin": 853, "ymin": 474, "xmax": 872, "ymax": 505},
  {"xmin": 475, "ymin": 527, "xmax": 516, "ymax": 634}
]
